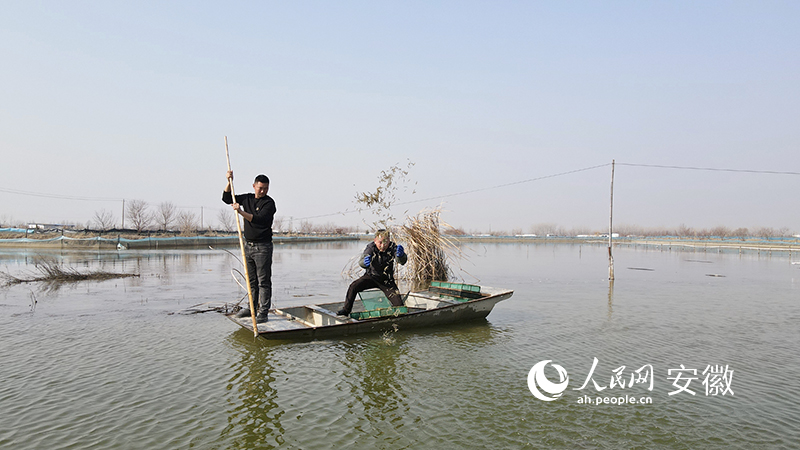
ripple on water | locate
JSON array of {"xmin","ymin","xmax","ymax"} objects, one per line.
[{"xmin": 1, "ymin": 245, "xmax": 799, "ymax": 449}]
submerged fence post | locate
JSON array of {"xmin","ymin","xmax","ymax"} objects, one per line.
[{"xmin": 608, "ymin": 160, "xmax": 615, "ymax": 281}]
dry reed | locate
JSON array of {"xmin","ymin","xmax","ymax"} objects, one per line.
[
  {"xmin": 1, "ymin": 258, "xmax": 138, "ymax": 287},
  {"xmin": 395, "ymin": 207, "xmax": 461, "ymax": 290},
  {"xmin": 341, "ymin": 208, "xmax": 462, "ymax": 290}
]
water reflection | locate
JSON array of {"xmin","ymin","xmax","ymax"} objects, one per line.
[
  {"xmin": 340, "ymin": 339, "xmax": 411, "ymax": 424},
  {"xmin": 275, "ymin": 241, "xmax": 356, "ymax": 251},
  {"xmin": 607, "ymin": 280, "xmax": 614, "ymax": 320},
  {"xmin": 411, "ymin": 319, "xmax": 508, "ymax": 349},
  {"xmin": 222, "ymin": 330, "xmax": 286, "ymax": 449}
]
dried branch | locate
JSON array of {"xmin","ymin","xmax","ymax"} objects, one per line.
[
  {"xmin": 1, "ymin": 258, "xmax": 138, "ymax": 287},
  {"xmin": 354, "ymin": 160, "xmax": 416, "ymax": 230}
]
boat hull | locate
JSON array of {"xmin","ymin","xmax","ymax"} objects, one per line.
[{"xmin": 226, "ymin": 286, "xmax": 513, "ymax": 340}]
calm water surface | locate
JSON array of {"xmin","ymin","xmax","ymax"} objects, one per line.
[{"xmin": 1, "ymin": 242, "xmax": 798, "ymax": 449}]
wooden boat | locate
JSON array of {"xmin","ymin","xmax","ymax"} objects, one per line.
[{"xmin": 226, "ymin": 281, "xmax": 514, "ymax": 340}]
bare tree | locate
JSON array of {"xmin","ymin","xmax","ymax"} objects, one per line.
[
  {"xmin": 216, "ymin": 208, "xmax": 235, "ymax": 232},
  {"xmin": 0, "ymin": 214, "xmax": 13, "ymax": 227},
  {"xmin": 529, "ymin": 223, "xmax": 563, "ymax": 236},
  {"xmin": 92, "ymin": 209, "xmax": 116, "ymax": 231},
  {"xmin": 676, "ymin": 224, "xmax": 694, "ymax": 237},
  {"xmin": 709, "ymin": 226, "xmax": 731, "ymax": 237},
  {"xmin": 272, "ymin": 216, "xmax": 285, "ymax": 233},
  {"xmin": 753, "ymin": 227, "xmax": 776, "ymax": 238},
  {"xmin": 444, "ymin": 227, "xmax": 467, "ymax": 236},
  {"xmin": 730, "ymin": 228, "xmax": 749, "ymax": 237},
  {"xmin": 569, "ymin": 226, "xmax": 593, "ymax": 236},
  {"xmin": 177, "ymin": 210, "xmax": 198, "ymax": 234},
  {"xmin": 155, "ymin": 202, "xmax": 178, "ymax": 231},
  {"xmin": 125, "ymin": 200, "xmax": 152, "ymax": 232},
  {"xmin": 299, "ymin": 220, "xmax": 313, "ymax": 234}
]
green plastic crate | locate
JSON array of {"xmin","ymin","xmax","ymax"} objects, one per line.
[
  {"xmin": 357, "ymin": 289, "xmax": 392, "ymax": 311},
  {"xmin": 350, "ymin": 306, "xmax": 408, "ymax": 320},
  {"xmin": 429, "ymin": 281, "xmax": 482, "ymax": 300}
]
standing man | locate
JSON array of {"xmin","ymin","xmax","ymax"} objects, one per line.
[{"xmin": 223, "ymin": 170, "xmax": 276, "ymax": 322}]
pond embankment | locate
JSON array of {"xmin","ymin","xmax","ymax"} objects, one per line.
[
  {"xmin": 0, "ymin": 230, "xmax": 360, "ymax": 250},
  {"xmin": 3, "ymin": 230, "xmax": 798, "ymax": 254}
]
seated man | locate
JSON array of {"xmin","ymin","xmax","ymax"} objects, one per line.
[{"xmin": 338, "ymin": 229, "xmax": 407, "ymax": 316}]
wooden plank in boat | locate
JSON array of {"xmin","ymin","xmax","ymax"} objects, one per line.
[
  {"xmin": 230, "ymin": 311, "xmax": 311, "ymax": 332},
  {"xmin": 306, "ymin": 304, "xmax": 355, "ymax": 322}
]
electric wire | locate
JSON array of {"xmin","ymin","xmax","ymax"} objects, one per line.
[
  {"xmin": 296, "ymin": 163, "xmax": 612, "ymax": 221},
  {"xmin": 3, "ymin": 161, "xmax": 798, "ymax": 223},
  {"xmin": 0, "ymin": 187, "xmax": 122, "ymax": 202},
  {"xmin": 615, "ymin": 163, "xmax": 800, "ymax": 176}
]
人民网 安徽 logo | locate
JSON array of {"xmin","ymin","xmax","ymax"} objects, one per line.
[{"xmin": 528, "ymin": 360, "xmax": 569, "ymax": 401}]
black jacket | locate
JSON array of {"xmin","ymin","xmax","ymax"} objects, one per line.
[
  {"xmin": 222, "ymin": 191, "xmax": 276, "ymax": 242},
  {"xmin": 359, "ymin": 241, "xmax": 407, "ymax": 283}
]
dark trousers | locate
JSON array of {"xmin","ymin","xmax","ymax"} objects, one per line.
[
  {"xmin": 245, "ymin": 241, "xmax": 273, "ymax": 312},
  {"xmin": 342, "ymin": 275, "xmax": 403, "ymax": 314}
]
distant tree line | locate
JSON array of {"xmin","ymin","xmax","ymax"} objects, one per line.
[
  {"xmin": 86, "ymin": 202, "xmax": 361, "ymax": 235},
  {"xmin": 88, "ymin": 201, "xmax": 210, "ymax": 234},
  {"xmin": 2, "ymin": 209, "xmax": 796, "ymax": 238},
  {"xmin": 443, "ymin": 222, "xmax": 798, "ymax": 238},
  {"xmin": 612, "ymin": 224, "xmax": 796, "ymax": 239}
]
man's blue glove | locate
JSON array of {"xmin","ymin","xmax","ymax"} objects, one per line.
[
  {"xmin": 396, "ymin": 245, "xmax": 405, "ymax": 258},
  {"xmin": 364, "ymin": 255, "xmax": 371, "ymax": 267}
]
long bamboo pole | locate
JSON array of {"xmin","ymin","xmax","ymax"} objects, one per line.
[{"xmin": 225, "ymin": 136, "xmax": 259, "ymax": 336}]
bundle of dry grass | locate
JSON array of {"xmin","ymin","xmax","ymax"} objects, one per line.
[
  {"xmin": 1, "ymin": 258, "xmax": 138, "ymax": 287},
  {"xmin": 340, "ymin": 207, "xmax": 464, "ymax": 289},
  {"xmin": 395, "ymin": 208, "xmax": 460, "ymax": 290}
]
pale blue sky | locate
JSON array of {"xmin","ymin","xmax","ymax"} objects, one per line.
[{"xmin": 1, "ymin": 1, "xmax": 798, "ymax": 232}]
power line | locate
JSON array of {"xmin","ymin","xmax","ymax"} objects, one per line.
[
  {"xmin": 5, "ymin": 161, "xmax": 796, "ymax": 222},
  {"xmin": 616, "ymin": 163, "xmax": 800, "ymax": 176},
  {"xmin": 0, "ymin": 187, "xmax": 216, "ymax": 210},
  {"xmin": 296, "ymin": 161, "xmax": 800, "ymax": 221},
  {"xmin": 296, "ymin": 163, "xmax": 612, "ymax": 220},
  {"xmin": 0, "ymin": 187, "xmax": 122, "ymax": 202}
]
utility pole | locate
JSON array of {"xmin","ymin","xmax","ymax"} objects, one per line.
[{"xmin": 608, "ymin": 160, "xmax": 615, "ymax": 281}]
